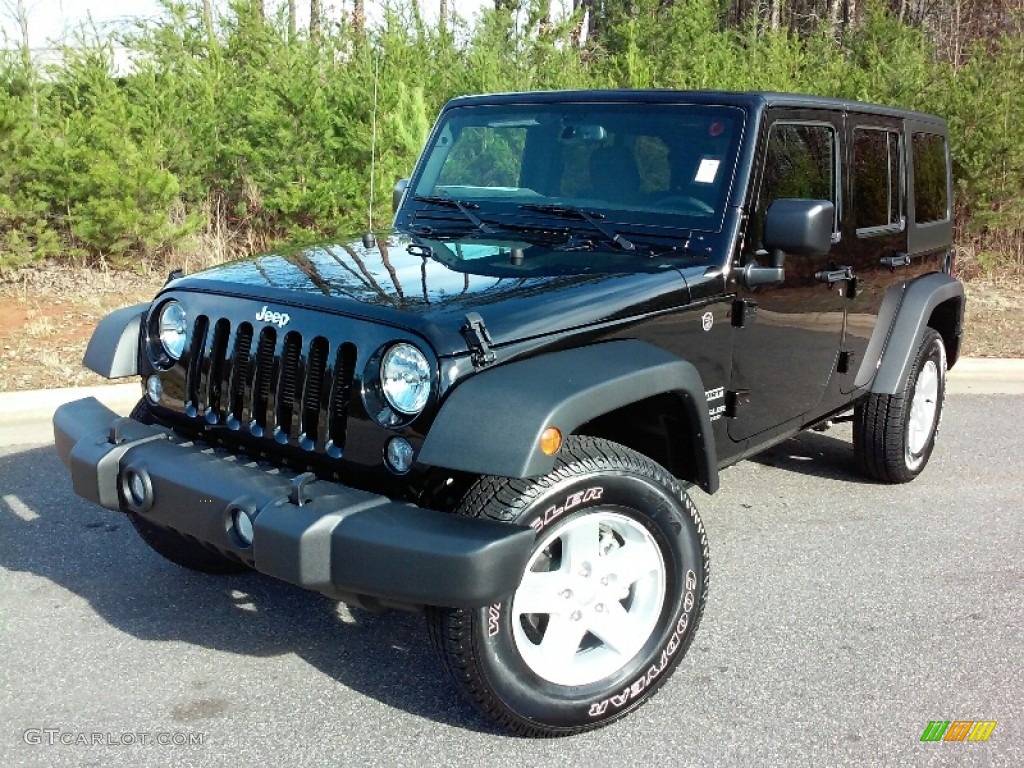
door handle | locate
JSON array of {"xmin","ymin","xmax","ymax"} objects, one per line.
[
  {"xmin": 815, "ymin": 265, "xmax": 854, "ymax": 285},
  {"xmin": 880, "ymin": 252, "xmax": 911, "ymax": 270}
]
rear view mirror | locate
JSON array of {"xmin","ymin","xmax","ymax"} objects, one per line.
[
  {"xmin": 763, "ymin": 199, "xmax": 834, "ymax": 257},
  {"xmin": 393, "ymin": 178, "xmax": 409, "ymax": 213},
  {"xmin": 559, "ymin": 124, "xmax": 607, "ymax": 142}
]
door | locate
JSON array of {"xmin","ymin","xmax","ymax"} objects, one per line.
[
  {"xmin": 839, "ymin": 117, "xmax": 910, "ymax": 393},
  {"xmin": 729, "ymin": 112, "xmax": 848, "ymax": 442}
]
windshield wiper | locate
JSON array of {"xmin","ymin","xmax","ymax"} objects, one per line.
[
  {"xmin": 519, "ymin": 203, "xmax": 636, "ymax": 251},
  {"xmin": 413, "ymin": 194, "xmax": 495, "ymax": 234}
]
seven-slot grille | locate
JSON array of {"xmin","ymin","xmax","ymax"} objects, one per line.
[{"xmin": 182, "ymin": 316, "xmax": 357, "ymax": 458}]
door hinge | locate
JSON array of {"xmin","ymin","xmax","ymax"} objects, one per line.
[
  {"xmin": 731, "ymin": 298, "xmax": 758, "ymax": 328},
  {"xmin": 815, "ymin": 264, "xmax": 855, "ymax": 286},
  {"xmin": 460, "ymin": 312, "xmax": 496, "ymax": 368},
  {"xmin": 880, "ymin": 252, "xmax": 911, "ymax": 270},
  {"xmin": 838, "ymin": 350, "xmax": 857, "ymax": 375},
  {"xmin": 725, "ymin": 389, "xmax": 749, "ymax": 418}
]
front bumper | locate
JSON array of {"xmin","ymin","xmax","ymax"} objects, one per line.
[{"xmin": 53, "ymin": 397, "xmax": 533, "ymax": 609}]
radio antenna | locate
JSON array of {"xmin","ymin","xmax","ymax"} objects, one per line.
[{"xmin": 362, "ymin": 48, "xmax": 381, "ymax": 249}]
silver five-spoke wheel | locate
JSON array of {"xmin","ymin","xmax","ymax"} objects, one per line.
[{"xmin": 511, "ymin": 512, "xmax": 666, "ymax": 686}]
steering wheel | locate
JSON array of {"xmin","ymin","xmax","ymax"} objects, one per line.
[{"xmin": 652, "ymin": 195, "xmax": 715, "ymax": 215}]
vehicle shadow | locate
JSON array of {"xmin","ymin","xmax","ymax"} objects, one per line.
[
  {"xmin": 0, "ymin": 444, "xmax": 498, "ymax": 734},
  {"xmin": 748, "ymin": 426, "xmax": 873, "ymax": 484}
]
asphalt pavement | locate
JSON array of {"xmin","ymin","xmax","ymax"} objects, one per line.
[{"xmin": 0, "ymin": 388, "xmax": 1021, "ymax": 767}]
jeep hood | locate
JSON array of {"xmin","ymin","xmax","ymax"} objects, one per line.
[{"xmin": 166, "ymin": 231, "xmax": 695, "ymax": 357}]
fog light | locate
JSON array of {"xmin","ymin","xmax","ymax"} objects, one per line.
[
  {"xmin": 127, "ymin": 471, "xmax": 147, "ymax": 507},
  {"xmin": 121, "ymin": 467, "xmax": 153, "ymax": 513},
  {"xmin": 385, "ymin": 437, "xmax": 415, "ymax": 474},
  {"xmin": 231, "ymin": 508, "xmax": 254, "ymax": 547},
  {"xmin": 146, "ymin": 375, "xmax": 163, "ymax": 404}
]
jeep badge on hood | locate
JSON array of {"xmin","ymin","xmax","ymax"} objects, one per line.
[{"xmin": 256, "ymin": 305, "xmax": 290, "ymax": 327}]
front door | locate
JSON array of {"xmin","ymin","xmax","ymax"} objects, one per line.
[{"xmin": 729, "ymin": 111, "xmax": 848, "ymax": 442}]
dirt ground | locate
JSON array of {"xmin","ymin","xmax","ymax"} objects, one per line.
[
  {"xmin": 0, "ymin": 266, "xmax": 166, "ymax": 392},
  {"xmin": 0, "ymin": 263, "xmax": 1019, "ymax": 393}
]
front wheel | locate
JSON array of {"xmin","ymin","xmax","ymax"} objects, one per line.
[{"xmin": 427, "ymin": 437, "xmax": 709, "ymax": 737}]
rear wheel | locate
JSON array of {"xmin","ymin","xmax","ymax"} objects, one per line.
[
  {"xmin": 854, "ymin": 328, "xmax": 946, "ymax": 483},
  {"xmin": 427, "ymin": 436, "xmax": 709, "ymax": 737}
]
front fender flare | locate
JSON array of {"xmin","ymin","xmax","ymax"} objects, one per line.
[
  {"xmin": 82, "ymin": 303, "xmax": 148, "ymax": 379},
  {"xmin": 82, "ymin": 303, "xmax": 148, "ymax": 382},
  {"xmin": 418, "ymin": 340, "xmax": 719, "ymax": 494}
]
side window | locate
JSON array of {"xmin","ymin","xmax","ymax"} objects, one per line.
[
  {"xmin": 912, "ymin": 133, "xmax": 949, "ymax": 223},
  {"xmin": 853, "ymin": 127, "xmax": 903, "ymax": 235},
  {"xmin": 753, "ymin": 122, "xmax": 838, "ymax": 247}
]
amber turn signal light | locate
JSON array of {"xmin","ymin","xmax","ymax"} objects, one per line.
[{"xmin": 539, "ymin": 427, "xmax": 562, "ymax": 456}]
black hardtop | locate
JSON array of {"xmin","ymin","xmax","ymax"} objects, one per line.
[{"xmin": 445, "ymin": 89, "xmax": 946, "ymax": 129}]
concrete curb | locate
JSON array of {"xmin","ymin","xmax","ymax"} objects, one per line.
[
  {"xmin": 0, "ymin": 382, "xmax": 141, "ymax": 425},
  {"xmin": 947, "ymin": 358, "xmax": 1024, "ymax": 395},
  {"xmin": 0, "ymin": 357, "xmax": 1020, "ymax": 426}
]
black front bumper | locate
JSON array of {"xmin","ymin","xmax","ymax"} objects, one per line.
[{"xmin": 53, "ymin": 397, "xmax": 533, "ymax": 609}]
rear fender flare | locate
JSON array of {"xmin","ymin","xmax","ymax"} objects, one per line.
[{"xmin": 869, "ymin": 273, "xmax": 964, "ymax": 395}]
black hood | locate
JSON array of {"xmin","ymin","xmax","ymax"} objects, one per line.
[{"xmin": 165, "ymin": 230, "xmax": 697, "ymax": 357}]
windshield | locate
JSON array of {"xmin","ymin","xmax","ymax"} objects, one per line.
[{"xmin": 410, "ymin": 102, "xmax": 744, "ymax": 235}]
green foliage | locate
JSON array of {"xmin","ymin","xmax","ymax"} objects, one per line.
[{"xmin": 1, "ymin": 0, "xmax": 1023, "ymax": 269}]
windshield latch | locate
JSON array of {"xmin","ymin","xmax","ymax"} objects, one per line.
[{"xmin": 461, "ymin": 312, "xmax": 496, "ymax": 368}]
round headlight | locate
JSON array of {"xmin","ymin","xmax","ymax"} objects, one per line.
[
  {"xmin": 380, "ymin": 343, "xmax": 431, "ymax": 415},
  {"xmin": 158, "ymin": 301, "xmax": 187, "ymax": 360}
]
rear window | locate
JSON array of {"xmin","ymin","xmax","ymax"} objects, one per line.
[{"xmin": 912, "ymin": 133, "xmax": 949, "ymax": 224}]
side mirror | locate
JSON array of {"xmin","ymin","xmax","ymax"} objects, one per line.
[
  {"xmin": 763, "ymin": 198, "xmax": 835, "ymax": 257},
  {"xmin": 393, "ymin": 178, "xmax": 409, "ymax": 213},
  {"xmin": 737, "ymin": 199, "xmax": 835, "ymax": 290}
]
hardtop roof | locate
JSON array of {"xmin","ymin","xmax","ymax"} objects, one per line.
[{"xmin": 445, "ymin": 89, "xmax": 945, "ymax": 127}]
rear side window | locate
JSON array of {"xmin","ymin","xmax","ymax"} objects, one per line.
[
  {"xmin": 912, "ymin": 133, "xmax": 949, "ymax": 223},
  {"xmin": 853, "ymin": 127, "xmax": 903, "ymax": 234}
]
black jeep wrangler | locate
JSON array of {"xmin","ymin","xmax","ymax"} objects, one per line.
[{"xmin": 54, "ymin": 90, "xmax": 963, "ymax": 736}]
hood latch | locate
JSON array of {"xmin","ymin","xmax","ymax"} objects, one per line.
[{"xmin": 461, "ymin": 312, "xmax": 496, "ymax": 369}]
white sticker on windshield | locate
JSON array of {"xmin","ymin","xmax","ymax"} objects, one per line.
[{"xmin": 695, "ymin": 158, "xmax": 720, "ymax": 184}]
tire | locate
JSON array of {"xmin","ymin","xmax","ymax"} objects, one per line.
[
  {"xmin": 426, "ymin": 436, "xmax": 709, "ymax": 737},
  {"xmin": 126, "ymin": 399, "xmax": 250, "ymax": 575},
  {"xmin": 854, "ymin": 328, "xmax": 946, "ymax": 483}
]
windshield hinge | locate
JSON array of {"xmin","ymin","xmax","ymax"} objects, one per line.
[
  {"xmin": 461, "ymin": 312, "xmax": 496, "ymax": 369},
  {"xmin": 731, "ymin": 298, "xmax": 758, "ymax": 328}
]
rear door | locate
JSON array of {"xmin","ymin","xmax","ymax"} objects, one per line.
[{"xmin": 839, "ymin": 116, "xmax": 910, "ymax": 393}]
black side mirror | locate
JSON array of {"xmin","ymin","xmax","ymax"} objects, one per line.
[
  {"xmin": 393, "ymin": 178, "xmax": 409, "ymax": 213},
  {"xmin": 737, "ymin": 199, "xmax": 834, "ymax": 290},
  {"xmin": 763, "ymin": 198, "xmax": 835, "ymax": 257}
]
